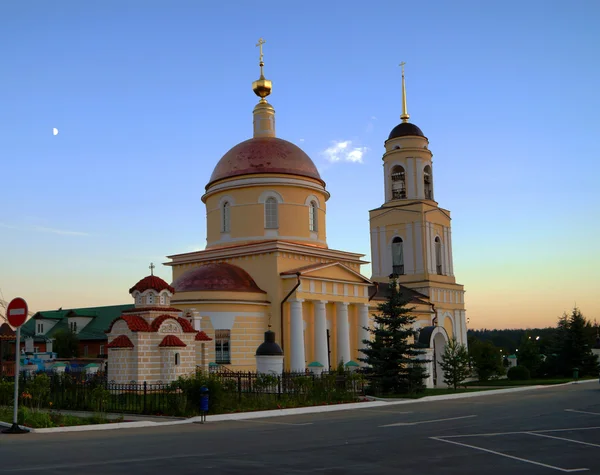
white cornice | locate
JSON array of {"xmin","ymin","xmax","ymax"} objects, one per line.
[
  {"xmin": 165, "ymin": 240, "xmax": 368, "ymax": 266},
  {"xmin": 202, "ymin": 176, "xmax": 330, "ymax": 203},
  {"xmin": 207, "ymin": 234, "xmax": 327, "ymax": 248}
]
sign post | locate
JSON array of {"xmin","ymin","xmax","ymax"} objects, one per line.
[{"xmin": 2, "ymin": 297, "xmax": 29, "ymax": 434}]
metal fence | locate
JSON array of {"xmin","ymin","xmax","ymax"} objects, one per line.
[
  {"xmin": 211, "ymin": 370, "xmax": 365, "ymax": 397},
  {"xmin": 0, "ymin": 370, "xmax": 364, "ymax": 416}
]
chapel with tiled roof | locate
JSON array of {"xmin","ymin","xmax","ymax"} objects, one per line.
[{"xmin": 105, "ymin": 266, "xmax": 211, "ymax": 384}]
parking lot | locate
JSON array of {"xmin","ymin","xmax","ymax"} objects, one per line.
[
  {"xmin": 431, "ymin": 415, "xmax": 600, "ymax": 473},
  {"xmin": 1, "ymin": 382, "xmax": 599, "ymax": 474}
]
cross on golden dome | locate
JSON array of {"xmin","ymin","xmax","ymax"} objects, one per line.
[{"xmin": 252, "ymin": 37, "xmax": 272, "ymax": 102}]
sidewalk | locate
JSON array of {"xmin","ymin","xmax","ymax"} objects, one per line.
[{"xmin": 3, "ymin": 379, "xmax": 595, "ymax": 434}]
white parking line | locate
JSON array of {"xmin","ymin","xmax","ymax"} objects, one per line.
[
  {"xmin": 526, "ymin": 432, "xmax": 600, "ymax": 448},
  {"xmin": 380, "ymin": 414, "xmax": 477, "ymax": 427},
  {"xmin": 565, "ymin": 409, "xmax": 600, "ymax": 417},
  {"xmin": 439, "ymin": 426, "xmax": 600, "ymax": 438},
  {"xmin": 431, "ymin": 437, "xmax": 589, "ymax": 473}
]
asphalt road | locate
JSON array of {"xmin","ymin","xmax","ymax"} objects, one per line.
[{"xmin": 1, "ymin": 382, "xmax": 600, "ymax": 474}]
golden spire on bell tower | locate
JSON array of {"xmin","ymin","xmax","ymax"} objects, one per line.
[
  {"xmin": 252, "ymin": 37, "xmax": 272, "ymax": 103},
  {"xmin": 400, "ymin": 61, "xmax": 410, "ymax": 123}
]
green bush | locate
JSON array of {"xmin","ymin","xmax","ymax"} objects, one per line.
[
  {"xmin": 0, "ymin": 380, "xmax": 14, "ymax": 405},
  {"xmin": 507, "ymin": 365, "xmax": 531, "ymax": 381}
]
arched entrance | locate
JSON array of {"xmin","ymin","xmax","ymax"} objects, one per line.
[
  {"xmin": 432, "ymin": 330, "xmax": 448, "ymax": 387},
  {"xmin": 417, "ymin": 325, "xmax": 450, "ymax": 388}
]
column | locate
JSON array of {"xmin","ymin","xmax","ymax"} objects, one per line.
[
  {"xmin": 313, "ymin": 301, "xmax": 329, "ymax": 369},
  {"xmin": 289, "ymin": 299, "xmax": 306, "ymax": 372},
  {"xmin": 358, "ymin": 303, "xmax": 370, "ymax": 366},
  {"xmin": 336, "ymin": 302, "xmax": 351, "ymax": 365}
]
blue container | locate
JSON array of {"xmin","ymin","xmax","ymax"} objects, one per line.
[{"xmin": 200, "ymin": 386, "xmax": 209, "ymax": 412}]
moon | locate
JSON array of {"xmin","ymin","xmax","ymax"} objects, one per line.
[{"xmin": 52, "ymin": 128, "xmax": 59, "ymax": 136}]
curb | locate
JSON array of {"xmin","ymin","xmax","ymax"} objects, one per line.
[{"xmin": 4, "ymin": 380, "xmax": 596, "ymax": 434}]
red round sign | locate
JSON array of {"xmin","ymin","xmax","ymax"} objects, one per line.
[{"xmin": 6, "ymin": 298, "xmax": 28, "ymax": 328}]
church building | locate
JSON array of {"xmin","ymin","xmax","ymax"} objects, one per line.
[{"xmin": 160, "ymin": 41, "xmax": 468, "ymax": 386}]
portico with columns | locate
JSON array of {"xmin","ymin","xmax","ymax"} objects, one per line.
[{"xmin": 281, "ymin": 263, "xmax": 373, "ymax": 371}]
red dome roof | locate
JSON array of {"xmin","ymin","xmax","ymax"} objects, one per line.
[
  {"xmin": 195, "ymin": 331, "xmax": 212, "ymax": 341},
  {"xmin": 107, "ymin": 335, "xmax": 134, "ymax": 349},
  {"xmin": 206, "ymin": 137, "xmax": 324, "ymax": 189},
  {"xmin": 158, "ymin": 335, "xmax": 187, "ymax": 348},
  {"xmin": 129, "ymin": 275, "xmax": 175, "ymax": 295},
  {"xmin": 172, "ymin": 262, "xmax": 266, "ymax": 293}
]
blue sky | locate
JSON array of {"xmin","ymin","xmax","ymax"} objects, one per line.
[{"xmin": 1, "ymin": 0, "xmax": 598, "ymax": 329}]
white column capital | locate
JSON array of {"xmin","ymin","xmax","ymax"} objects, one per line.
[
  {"xmin": 290, "ymin": 298, "xmax": 305, "ymax": 304},
  {"xmin": 335, "ymin": 301, "xmax": 349, "ymax": 309}
]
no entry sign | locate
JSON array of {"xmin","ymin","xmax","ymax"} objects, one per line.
[{"xmin": 6, "ymin": 298, "xmax": 28, "ymax": 328}]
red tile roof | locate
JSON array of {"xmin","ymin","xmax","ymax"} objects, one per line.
[
  {"xmin": 159, "ymin": 335, "xmax": 187, "ymax": 348},
  {"xmin": 195, "ymin": 331, "xmax": 212, "ymax": 341},
  {"xmin": 150, "ymin": 314, "xmax": 179, "ymax": 332},
  {"xmin": 107, "ymin": 335, "xmax": 134, "ymax": 349},
  {"xmin": 106, "ymin": 315, "xmax": 151, "ymax": 334},
  {"xmin": 129, "ymin": 275, "xmax": 175, "ymax": 295},
  {"xmin": 177, "ymin": 317, "xmax": 197, "ymax": 333}
]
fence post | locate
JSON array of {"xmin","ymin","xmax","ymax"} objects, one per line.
[
  {"xmin": 278, "ymin": 375, "xmax": 282, "ymax": 400},
  {"xmin": 143, "ymin": 381, "xmax": 147, "ymax": 414},
  {"xmin": 237, "ymin": 373, "xmax": 242, "ymax": 402}
]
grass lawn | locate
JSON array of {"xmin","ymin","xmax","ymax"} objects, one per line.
[
  {"xmin": 0, "ymin": 405, "xmax": 123, "ymax": 429},
  {"xmin": 465, "ymin": 376, "xmax": 597, "ymax": 387}
]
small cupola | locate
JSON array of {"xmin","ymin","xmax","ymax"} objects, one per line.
[
  {"xmin": 129, "ymin": 263, "xmax": 176, "ymax": 308},
  {"xmin": 255, "ymin": 329, "xmax": 284, "ymax": 375}
]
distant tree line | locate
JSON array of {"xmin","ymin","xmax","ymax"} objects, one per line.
[{"xmin": 468, "ymin": 307, "xmax": 599, "ymax": 380}]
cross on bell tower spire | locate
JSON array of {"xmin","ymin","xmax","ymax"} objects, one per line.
[{"xmin": 149, "ymin": 262, "xmax": 155, "ymax": 276}]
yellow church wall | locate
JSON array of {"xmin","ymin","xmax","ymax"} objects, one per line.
[{"xmin": 203, "ymin": 179, "xmax": 329, "ymax": 248}]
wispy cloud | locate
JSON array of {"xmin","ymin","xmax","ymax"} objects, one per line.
[
  {"xmin": 32, "ymin": 226, "xmax": 90, "ymax": 236},
  {"xmin": 0, "ymin": 223, "xmax": 18, "ymax": 230},
  {"xmin": 0, "ymin": 222, "xmax": 89, "ymax": 236},
  {"xmin": 322, "ymin": 140, "xmax": 368, "ymax": 164}
]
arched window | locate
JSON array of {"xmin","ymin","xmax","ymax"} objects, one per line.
[
  {"xmin": 265, "ymin": 197, "xmax": 278, "ymax": 229},
  {"xmin": 392, "ymin": 237, "xmax": 404, "ymax": 275},
  {"xmin": 391, "ymin": 165, "xmax": 407, "ymax": 199},
  {"xmin": 147, "ymin": 293, "xmax": 154, "ymax": 305},
  {"xmin": 309, "ymin": 201, "xmax": 318, "ymax": 232},
  {"xmin": 435, "ymin": 236, "xmax": 443, "ymax": 275},
  {"xmin": 221, "ymin": 201, "xmax": 230, "ymax": 233},
  {"xmin": 424, "ymin": 165, "xmax": 433, "ymax": 200}
]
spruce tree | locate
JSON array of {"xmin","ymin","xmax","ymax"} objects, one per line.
[
  {"xmin": 358, "ymin": 279, "xmax": 429, "ymax": 395},
  {"xmin": 439, "ymin": 337, "xmax": 471, "ymax": 389},
  {"xmin": 564, "ymin": 307, "xmax": 599, "ymax": 377}
]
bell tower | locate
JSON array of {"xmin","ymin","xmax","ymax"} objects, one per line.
[{"xmin": 369, "ymin": 63, "xmax": 467, "ymax": 345}]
